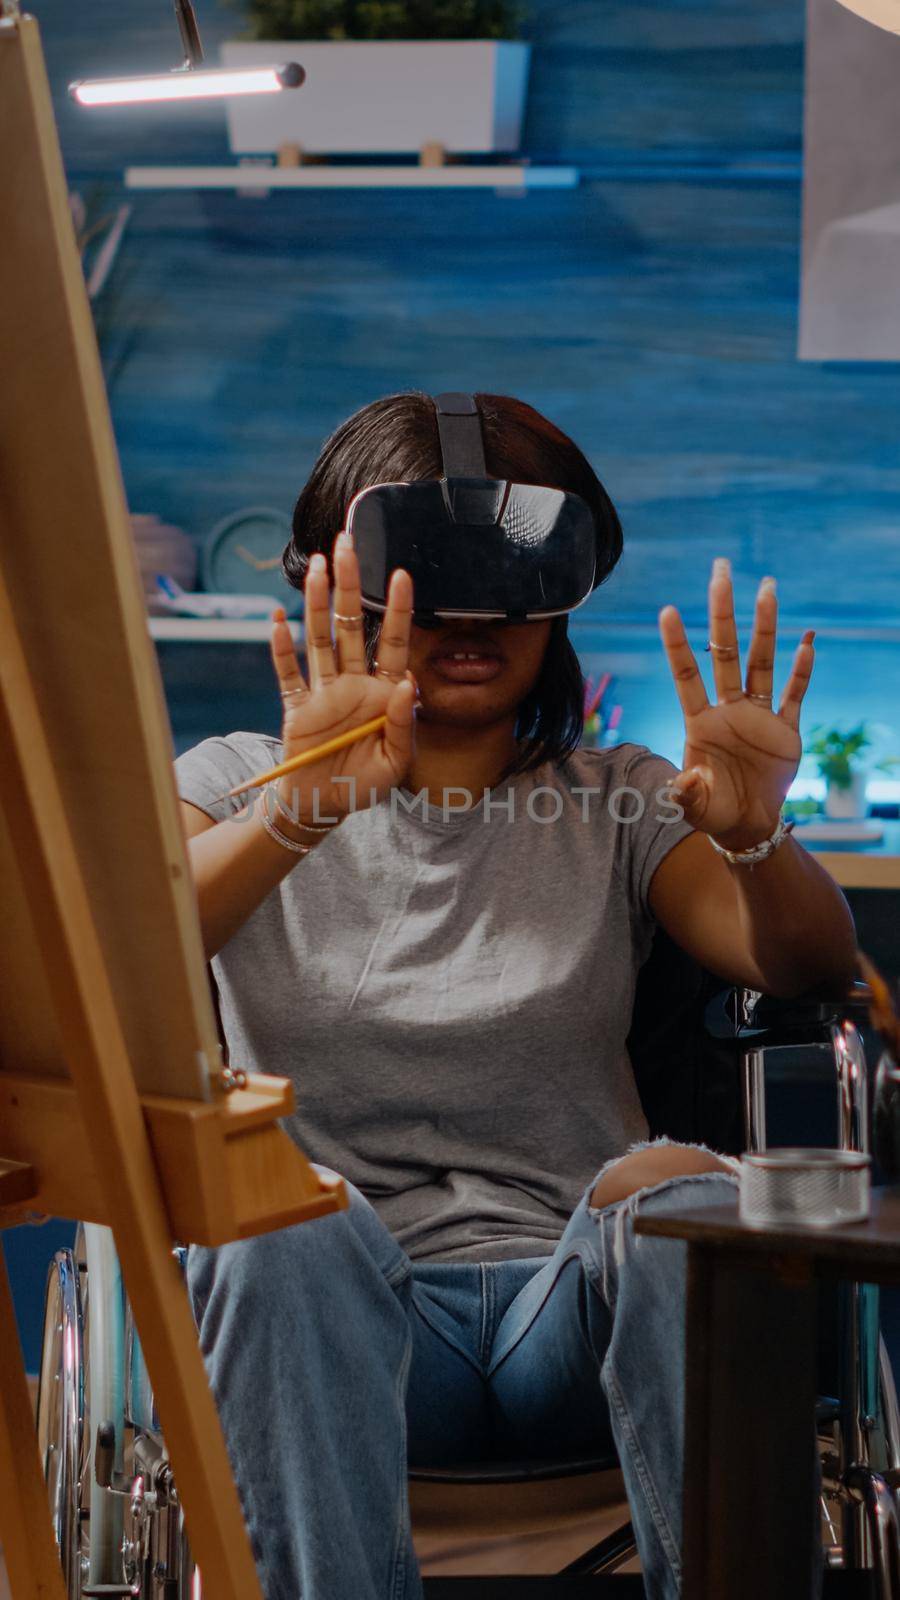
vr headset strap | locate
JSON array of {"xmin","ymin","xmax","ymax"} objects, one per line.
[{"xmin": 433, "ymin": 392, "xmax": 488, "ymax": 479}]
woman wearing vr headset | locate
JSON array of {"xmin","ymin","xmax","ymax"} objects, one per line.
[{"xmin": 176, "ymin": 391, "xmax": 855, "ymax": 1600}]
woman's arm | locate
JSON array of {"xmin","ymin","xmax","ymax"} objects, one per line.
[
  {"xmin": 648, "ymin": 828, "xmax": 857, "ymax": 998},
  {"xmin": 182, "ymin": 796, "xmax": 336, "ymax": 961},
  {"xmin": 648, "ymin": 557, "xmax": 858, "ymax": 998}
]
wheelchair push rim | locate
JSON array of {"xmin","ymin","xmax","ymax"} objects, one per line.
[
  {"xmin": 35, "ymin": 1224, "xmax": 127, "ymax": 1597},
  {"xmin": 36, "ymin": 1245, "xmax": 84, "ymax": 1590}
]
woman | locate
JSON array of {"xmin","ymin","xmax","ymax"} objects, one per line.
[{"xmin": 176, "ymin": 391, "xmax": 856, "ymax": 1600}]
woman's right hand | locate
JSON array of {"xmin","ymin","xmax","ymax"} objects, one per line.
[{"xmin": 269, "ymin": 529, "xmax": 417, "ymax": 828}]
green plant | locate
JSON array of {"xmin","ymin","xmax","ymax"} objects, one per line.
[
  {"xmin": 240, "ymin": 0, "xmax": 525, "ymax": 41},
  {"xmin": 806, "ymin": 720, "xmax": 900, "ymax": 790},
  {"xmin": 783, "ymin": 796, "xmax": 823, "ymax": 820}
]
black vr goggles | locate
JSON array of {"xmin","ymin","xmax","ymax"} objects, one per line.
[{"xmin": 344, "ymin": 392, "xmax": 601, "ymax": 628}]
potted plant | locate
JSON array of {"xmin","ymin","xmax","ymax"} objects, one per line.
[
  {"xmin": 220, "ymin": 0, "xmax": 531, "ymax": 158},
  {"xmin": 806, "ymin": 720, "xmax": 900, "ymax": 819}
]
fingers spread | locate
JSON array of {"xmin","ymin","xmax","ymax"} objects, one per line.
[
  {"xmin": 779, "ymin": 631, "xmax": 815, "ymax": 730},
  {"xmin": 332, "ymin": 530, "xmax": 368, "ymax": 676},
  {"xmin": 270, "ymin": 605, "xmax": 309, "ymax": 707},
  {"xmin": 373, "ymin": 568, "xmax": 413, "ymax": 682},
  {"xmin": 658, "ymin": 605, "xmax": 710, "ymax": 718},
  {"xmin": 708, "ymin": 557, "xmax": 743, "ymax": 703},
  {"xmin": 380, "ymin": 676, "xmax": 417, "ymax": 779},
  {"xmin": 304, "ymin": 552, "xmax": 338, "ymax": 692},
  {"xmin": 745, "ymin": 576, "xmax": 777, "ymax": 704}
]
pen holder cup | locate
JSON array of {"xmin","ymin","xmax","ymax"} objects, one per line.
[{"xmin": 739, "ymin": 1148, "xmax": 871, "ymax": 1228}]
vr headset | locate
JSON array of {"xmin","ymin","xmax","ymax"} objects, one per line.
[{"xmin": 344, "ymin": 392, "xmax": 602, "ymax": 628}]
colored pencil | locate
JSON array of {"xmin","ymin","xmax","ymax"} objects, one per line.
[
  {"xmin": 601, "ymin": 704, "xmax": 623, "ymax": 748},
  {"xmin": 587, "ymin": 672, "xmax": 613, "ymax": 720},
  {"xmin": 209, "ymin": 714, "xmax": 390, "ymax": 804}
]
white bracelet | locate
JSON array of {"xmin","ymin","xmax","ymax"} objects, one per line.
[
  {"xmin": 707, "ymin": 816, "xmax": 794, "ymax": 866},
  {"xmin": 258, "ymin": 801, "xmax": 313, "ymax": 856}
]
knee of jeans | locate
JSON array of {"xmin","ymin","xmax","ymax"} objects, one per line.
[
  {"xmin": 587, "ymin": 1165, "xmax": 739, "ymax": 1284},
  {"xmin": 589, "ymin": 1140, "xmax": 736, "ymax": 1211},
  {"xmin": 187, "ymin": 1171, "xmax": 387, "ymax": 1318},
  {"xmin": 311, "ymin": 1162, "xmax": 405, "ymax": 1263},
  {"xmin": 630, "ymin": 1167, "xmax": 739, "ymax": 1210},
  {"xmin": 187, "ymin": 1178, "xmax": 353, "ymax": 1304},
  {"xmin": 186, "ymin": 1227, "xmax": 297, "ymax": 1319}
]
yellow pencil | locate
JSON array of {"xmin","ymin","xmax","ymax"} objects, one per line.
[{"xmin": 211, "ymin": 714, "xmax": 389, "ymax": 804}]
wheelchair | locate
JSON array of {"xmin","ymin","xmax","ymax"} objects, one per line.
[
  {"xmin": 37, "ymin": 1222, "xmax": 196, "ymax": 1598},
  {"xmin": 33, "ymin": 929, "xmax": 900, "ymax": 1597}
]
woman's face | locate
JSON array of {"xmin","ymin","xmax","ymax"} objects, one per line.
[{"xmin": 405, "ymin": 616, "xmax": 553, "ymax": 729}]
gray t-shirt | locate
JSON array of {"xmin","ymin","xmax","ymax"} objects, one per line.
[{"xmin": 175, "ymin": 734, "xmax": 694, "ymax": 1264}]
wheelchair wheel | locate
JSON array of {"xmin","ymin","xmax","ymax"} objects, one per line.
[
  {"xmin": 36, "ymin": 1223, "xmax": 126, "ymax": 1596},
  {"xmin": 37, "ymin": 1221, "xmax": 200, "ymax": 1598}
]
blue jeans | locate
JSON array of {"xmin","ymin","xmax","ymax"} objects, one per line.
[{"xmin": 186, "ymin": 1149, "xmax": 819, "ymax": 1600}]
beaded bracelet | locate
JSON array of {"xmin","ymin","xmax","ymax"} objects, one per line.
[{"xmin": 707, "ymin": 816, "xmax": 794, "ymax": 866}]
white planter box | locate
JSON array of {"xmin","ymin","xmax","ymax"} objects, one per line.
[
  {"xmin": 220, "ymin": 39, "xmax": 531, "ymax": 155},
  {"xmin": 824, "ymin": 771, "xmax": 869, "ymax": 819}
]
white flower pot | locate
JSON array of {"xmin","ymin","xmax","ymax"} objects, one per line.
[
  {"xmin": 219, "ymin": 39, "xmax": 531, "ymax": 156},
  {"xmin": 824, "ymin": 770, "xmax": 869, "ymax": 819}
]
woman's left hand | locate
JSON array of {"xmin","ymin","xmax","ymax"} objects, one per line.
[{"xmin": 658, "ymin": 557, "xmax": 815, "ymax": 851}]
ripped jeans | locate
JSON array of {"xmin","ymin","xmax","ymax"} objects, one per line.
[{"xmin": 186, "ymin": 1140, "xmax": 817, "ymax": 1600}]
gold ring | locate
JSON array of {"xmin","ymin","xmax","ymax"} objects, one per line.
[
  {"xmin": 374, "ymin": 668, "xmax": 398, "ymax": 680},
  {"xmin": 334, "ymin": 611, "xmax": 364, "ymax": 624},
  {"xmin": 280, "ymin": 686, "xmax": 307, "ymax": 700},
  {"xmin": 747, "ymin": 692, "xmax": 773, "ymax": 704},
  {"xmin": 705, "ymin": 640, "xmax": 739, "ymax": 659}
]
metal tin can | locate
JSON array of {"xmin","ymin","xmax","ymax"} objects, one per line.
[{"xmin": 739, "ymin": 1147, "xmax": 871, "ymax": 1228}]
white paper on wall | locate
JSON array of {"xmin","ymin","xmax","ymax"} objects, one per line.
[{"xmin": 801, "ymin": 0, "xmax": 900, "ymax": 359}]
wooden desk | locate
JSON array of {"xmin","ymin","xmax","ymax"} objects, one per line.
[
  {"xmin": 798, "ymin": 820, "xmax": 900, "ymax": 890},
  {"xmin": 634, "ymin": 1190, "xmax": 900, "ymax": 1600}
]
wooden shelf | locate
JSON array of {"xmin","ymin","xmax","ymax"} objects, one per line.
[
  {"xmin": 124, "ymin": 162, "xmax": 580, "ymax": 192},
  {"xmin": 149, "ymin": 616, "xmax": 300, "ymax": 642}
]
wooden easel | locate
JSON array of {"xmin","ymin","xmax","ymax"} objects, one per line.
[{"xmin": 0, "ymin": 14, "xmax": 348, "ymax": 1599}]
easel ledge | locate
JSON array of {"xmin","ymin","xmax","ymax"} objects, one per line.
[{"xmin": 0, "ymin": 1071, "xmax": 346, "ymax": 1244}]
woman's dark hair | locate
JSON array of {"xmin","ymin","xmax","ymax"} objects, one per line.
[{"xmin": 283, "ymin": 391, "xmax": 623, "ymax": 778}]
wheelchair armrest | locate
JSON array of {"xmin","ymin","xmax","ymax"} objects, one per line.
[
  {"xmin": 704, "ymin": 980, "xmax": 872, "ymax": 1044},
  {"xmin": 745, "ymin": 979, "xmax": 872, "ymax": 1035}
]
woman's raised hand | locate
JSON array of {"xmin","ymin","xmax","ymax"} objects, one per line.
[
  {"xmin": 658, "ymin": 557, "xmax": 815, "ymax": 851},
  {"xmin": 269, "ymin": 530, "xmax": 417, "ymax": 827}
]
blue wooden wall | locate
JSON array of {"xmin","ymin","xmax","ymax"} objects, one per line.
[
  {"xmin": 32, "ymin": 0, "xmax": 900, "ymax": 766},
  {"xmin": 7, "ymin": 0, "xmax": 900, "ymax": 1368}
]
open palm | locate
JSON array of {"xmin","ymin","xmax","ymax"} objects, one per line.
[
  {"xmin": 268, "ymin": 536, "xmax": 417, "ymax": 824},
  {"xmin": 658, "ymin": 558, "xmax": 815, "ymax": 849}
]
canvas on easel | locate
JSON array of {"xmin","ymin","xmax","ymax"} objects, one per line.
[{"xmin": 0, "ymin": 13, "xmax": 346, "ymax": 1598}]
